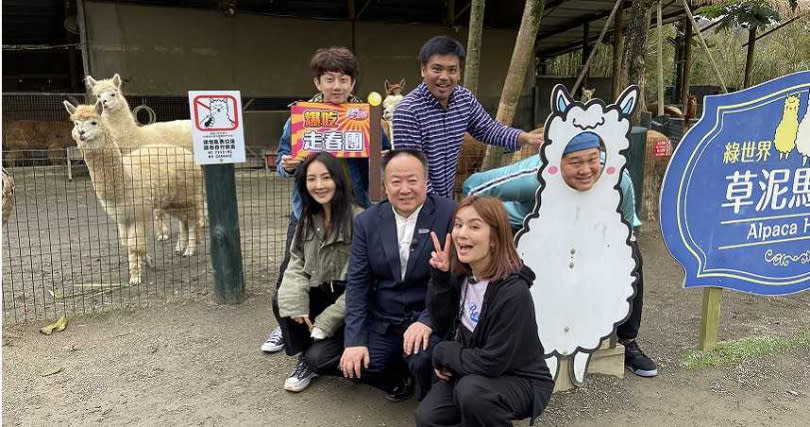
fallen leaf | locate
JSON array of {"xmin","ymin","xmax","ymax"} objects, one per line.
[
  {"xmin": 39, "ymin": 367, "xmax": 63, "ymax": 377},
  {"xmin": 40, "ymin": 316, "xmax": 68, "ymax": 335}
]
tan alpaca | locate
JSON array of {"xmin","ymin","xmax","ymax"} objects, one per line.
[
  {"xmin": 85, "ymin": 74, "xmax": 206, "ymax": 237},
  {"xmin": 64, "ymin": 101, "xmax": 202, "ymax": 285}
]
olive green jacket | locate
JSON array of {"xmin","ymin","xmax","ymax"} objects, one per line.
[{"xmin": 277, "ymin": 206, "xmax": 363, "ymax": 336}]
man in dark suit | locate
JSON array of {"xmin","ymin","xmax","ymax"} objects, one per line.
[{"xmin": 340, "ymin": 150, "xmax": 456, "ymax": 402}]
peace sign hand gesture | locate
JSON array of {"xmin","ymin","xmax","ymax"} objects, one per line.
[{"xmin": 429, "ymin": 231, "xmax": 451, "ymax": 272}]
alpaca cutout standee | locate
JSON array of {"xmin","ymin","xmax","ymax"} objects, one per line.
[{"xmin": 515, "ymin": 84, "xmax": 640, "ymax": 386}]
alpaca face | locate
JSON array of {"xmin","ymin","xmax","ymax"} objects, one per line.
[
  {"xmin": 784, "ymin": 95, "xmax": 800, "ymax": 116},
  {"xmin": 96, "ymin": 88, "xmax": 126, "ymax": 112},
  {"xmin": 210, "ymin": 99, "xmax": 229, "ymax": 116},
  {"xmin": 71, "ymin": 116, "xmax": 105, "ymax": 148}
]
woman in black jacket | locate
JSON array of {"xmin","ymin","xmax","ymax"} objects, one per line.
[{"xmin": 415, "ymin": 196, "xmax": 554, "ymax": 427}]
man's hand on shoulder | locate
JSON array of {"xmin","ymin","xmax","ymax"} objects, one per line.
[
  {"xmin": 518, "ymin": 131, "xmax": 544, "ymax": 149},
  {"xmin": 403, "ymin": 321, "xmax": 433, "ymax": 356},
  {"xmin": 340, "ymin": 346, "xmax": 370, "ymax": 379}
]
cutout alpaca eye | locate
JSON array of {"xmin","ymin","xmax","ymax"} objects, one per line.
[{"xmin": 90, "ymin": 121, "xmax": 97, "ymax": 125}]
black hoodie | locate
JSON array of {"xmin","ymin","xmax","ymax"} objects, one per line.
[{"xmin": 427, "ymin": 264, "xmax": 554, "ymax": 415}]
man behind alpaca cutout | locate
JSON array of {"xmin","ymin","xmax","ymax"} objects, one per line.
[{"xmin": 464, "ymin": 85, "xmax": 658, "ymax": 385}]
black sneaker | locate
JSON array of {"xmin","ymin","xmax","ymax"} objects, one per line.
[
  {"xmin": 284, "ymin": 356, "xmax": 318, "ymax": 392},
  {"xmin": 385, "ymin": 376, "xmax": 414, "ymax": 402},
  {"xmin": 622, "ymin": 339, "xmax": 658, "ymax": 377}
]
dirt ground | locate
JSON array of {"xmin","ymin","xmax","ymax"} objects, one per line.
[{"xmin": 3, "ymin": 225, "xmax": 810, "ymax": 426}]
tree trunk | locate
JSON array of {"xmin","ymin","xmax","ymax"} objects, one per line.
[
  {"xmin": 480, "ymin": 0, "xmax": 544, "ymax": 171},
  {"xmin": 743, "ymin": 26, "xmax": 757, "ymax": 88},
  {"xmin": 611, "ymin": 7, "xmax": 625, "ymax": 99},
  {"xmin": 464, "ymin": 0, "xmax": 486, "ymax": 96},
  {"xmin": 656, "ymin": 0, "xmax": 665, "ymax": 116},
  {"xmin": 621, "ymin": 0, "xmax": 656, "ymax": 123}
]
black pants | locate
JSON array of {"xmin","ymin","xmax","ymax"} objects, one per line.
[
  {"xmin": 617, "ymin": 240, "xmax": 643, "ymax": 341},
  {"xmin": 415, "ymin": 374, "xmax": 548, "ymax": 427},
  {"xmin": 271, "ymin": 215, "xmax": 299, "ymax": 327},
  {"xmin": 354, "ymin": 325, "xmax": 440, "ymax": 401},
  {"xmin": 273, "ymin": 282, "xmax": 345, "ymax": 375}
]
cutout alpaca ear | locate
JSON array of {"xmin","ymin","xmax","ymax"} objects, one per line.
[
  {"xmin": 63, "ymin": 100, "xmax": 77, "ymax": 115},
  {"xmin": 616, "ymin": 85, "xmax": 640, "ymax": 116},
  {"xmin": 112, "ymin": 74, "xmax": 122, "ymax": 88},
  {"xmin": 94, "ymin": 100, "xmax": 104, "ymax": 115},
  {"xmin": 399, "ymin": 78, "xmax": 406, "ymax": 89},
  {"xmin": 85, "ymin": 76, "xmax": 97, "ymax": 90},
  {"xmin": 552, "ymin": 85, "xmax": 573, "ymax": 114}
]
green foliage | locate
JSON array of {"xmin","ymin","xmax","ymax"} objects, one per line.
[
  {"xmin": 681, "ymin": 328, "xmax": 810, "ymax": 370},
  {"xmin": 543, "ymin": 16, "xmax": 810, "ymax": 100},
  {"xmin": 696, "ymin": 0, "xmax": 793, "ymax": 29}
]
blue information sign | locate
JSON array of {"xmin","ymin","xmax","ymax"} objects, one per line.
[{"xmin": 661, "ymin": 71, "xmax": 810, "ymax": 296}]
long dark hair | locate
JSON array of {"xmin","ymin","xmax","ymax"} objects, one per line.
[{"xmin": 293, "ymin": 152, "xmax": 354, "ymax": 250}]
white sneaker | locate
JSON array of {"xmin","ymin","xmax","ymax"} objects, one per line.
[
  {"xmin": 284, "ymin": 357, "xmax": 318, "ymax": 392},
  {"xmin": 260, "ymin": 326, "xmax": 285, "ymax": 353}
]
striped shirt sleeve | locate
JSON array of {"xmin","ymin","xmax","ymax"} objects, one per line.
[{"xmin": 466, "ymin": 96, "xmax": 522, "ymax": 150}]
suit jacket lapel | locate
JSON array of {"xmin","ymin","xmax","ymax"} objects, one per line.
[
  {"xmin": 404, "ymin": 196, "xmax": 436, "ymax": 280},
  {"xmin": 378, "ymin": 204, "xmax": 401, "ymax": 281}
]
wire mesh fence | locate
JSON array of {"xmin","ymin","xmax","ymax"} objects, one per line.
[{"xmin": 2, "ymin": 150, "xmax": 292, "ymax": 323}]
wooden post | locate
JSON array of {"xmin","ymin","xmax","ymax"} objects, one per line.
[
  {"xmin": 611, "ymin": 6, "xmax": 625, "ymax": 99},
  {"xmin": 699, "ymin": 287, "xmax": 723, "ymax": 351},
  {"xmin": 743, "ymin": 26, "xmax": 757, "ymax": 88},
  {"xmin": 369, "ymin": 104, "xmax": 383, "ymax": 202},
  {"xmin": 656, "ymin": 1, "xmax": 665, "ymax": 116},
  {"xmin": 572, "ymin": 0, "xmax": 624, "ymax": 97},
  {"xmin": 204, "ymin": 164, "xmax": 246, "ymax": 304},
  {"xmin": 680, "ymin": 17, "xmax": 692, "ymax": 128},
  {"xmin": 679, "ymin": 0, "xmax": 727, "ymax": 93},
  {"xmin": 581, "ymin": 20, "xmax": 591, "ymax": 97},
  {"xmin": 76, "ymin": 0, "xmax": 91, "ymax": 96},
  {"xmin": 464, "ymin": 0, "xmax": 486, "ymax": 96}
]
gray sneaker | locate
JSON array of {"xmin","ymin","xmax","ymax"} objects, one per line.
[
  {"xmin": 261, "ymin": 326, "xmax": 285, "ymax": 353},
  {"xmin": 284, "ymin": 356, "xmax": 318, "ymax": 392}
]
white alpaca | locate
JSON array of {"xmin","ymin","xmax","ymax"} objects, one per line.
[
  {"xmin": 85, "ymin": 74, "xmax": 206, "ymax": 239},
  {"xmin": 516, "ymin": 85, "xmax": 639, "ymax": 386},
  {"xmin": 64, "ymin": 101, "xmax": 203, "ymax": 285},
  {"xmin": 795, "ymin": 100, "xmax": 810, "ymax": 165}
]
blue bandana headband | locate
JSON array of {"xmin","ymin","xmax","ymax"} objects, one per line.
[{"xmin": 563, "ymin": 131, "xmax": 601, "ymax": 155}]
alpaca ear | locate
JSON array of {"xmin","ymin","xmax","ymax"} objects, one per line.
[
  {"xmin": 384, "ymin": 80, "xmax": 391, "ymax": 92},
  {"xmin": 112, "ymin": 74, "xmax": 122, "ymax": 88},
  {"xmin": 399, "ymin": 78, "xmax": 406, "ymax": 89},
  {"xmin": 85, "ymin": 75, "xmax": 97, "ymax": 90},
  {"xmin": 94, "ymin": 100, "xmax": 104, "ymax": 115},
  {"xmin": 551, "ymin": 84, "xmax": 573, "ymax": 114},
  {"xmin": 63, "ymin": 100, "xmax": 77, "ymax": 116},
  {"xmin": 616, "ymin": 85, "xmax": 640, "ymax": 116}
]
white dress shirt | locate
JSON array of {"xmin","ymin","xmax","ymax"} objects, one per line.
[{"xmin": 392, "ymin": 204, "xmax": 423, "ymax": 280}]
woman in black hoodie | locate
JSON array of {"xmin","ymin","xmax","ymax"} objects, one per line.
[{"xmin": 415, "ymin": 196, "xmax": 554, "ymax": 427}]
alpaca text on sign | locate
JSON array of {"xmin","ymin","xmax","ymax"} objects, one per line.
[
  {"xmin": 187, "ymin": 91, "xmax": 246, "ymax": 165},
  {"xmin": 660, "ymin": 71, "xmax": 810, "ymax": 296}
]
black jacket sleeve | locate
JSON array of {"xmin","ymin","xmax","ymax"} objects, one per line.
[
  {"xmin": 426, "ymin": 268, "xmax": 460, "ymax": 339},
  {"xmin": 432, "ymin": 282, "xmax": 534, "ymax": 377}
]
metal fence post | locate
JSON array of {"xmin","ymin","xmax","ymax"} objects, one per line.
[{"xmin": 203, "ymin": 164, "xmax": 246, "ymax": 304}]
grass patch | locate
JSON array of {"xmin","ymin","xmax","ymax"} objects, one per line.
[{"xmin": 681, "ymin": 328, "xmax": 810, "ymax": 370}]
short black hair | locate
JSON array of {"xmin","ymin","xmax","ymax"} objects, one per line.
[
  {"xmin": 382, "ymin": 149, "xmax": 429, "ymax": 174},
  {"xmin": 418, "ymin": 36, "xmax": 466, "ymax": 65}
]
